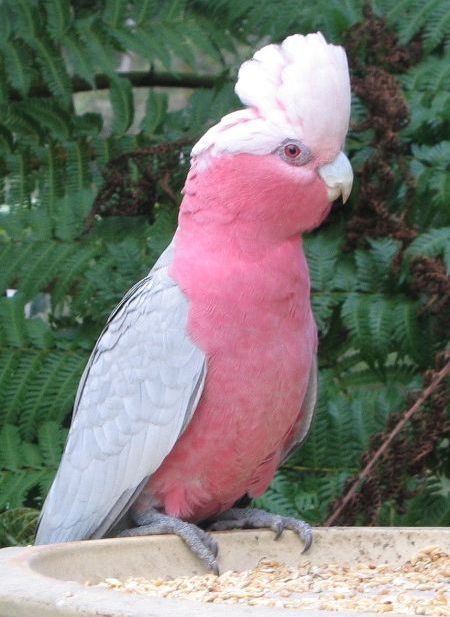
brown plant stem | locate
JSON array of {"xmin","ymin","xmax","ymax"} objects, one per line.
[
  {"xmin": 11, "ymin": 70, "xmax": 219, "ymax": 102},
  {"xmin": 325, "ymin": 358, "xmax": 450, "ymax": 526}
]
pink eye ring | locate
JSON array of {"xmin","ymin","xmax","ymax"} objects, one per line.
[{"xmin": 284, "ymin": 143, "xmax": 302, "ymax": 158}]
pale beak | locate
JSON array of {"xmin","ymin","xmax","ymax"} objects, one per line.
[{"xmin": 318, "ymin": 152, "xmax": 353, "ymax": 204}]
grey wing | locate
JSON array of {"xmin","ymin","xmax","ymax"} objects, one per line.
[
  {"xmin": 36, "ymin": 240, "xmax": 205, "ymax": 544},
  {"xmin": 281, "ymin": 355, "xmax": 318, "ymax": 464}
]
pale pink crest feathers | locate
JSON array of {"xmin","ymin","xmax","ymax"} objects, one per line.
[{"xmin": 192, "ymin": 32, "xmax": 351, "ymax": 164}]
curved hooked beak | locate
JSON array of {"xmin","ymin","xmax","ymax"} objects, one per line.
[{"xmin": 318, "ymin": 152, "xmax": 353, "ymax": 204}]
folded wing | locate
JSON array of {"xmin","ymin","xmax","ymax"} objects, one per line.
[{"xmin": 36, "ymin": 241, "xmax": 206, "ymax": 544}]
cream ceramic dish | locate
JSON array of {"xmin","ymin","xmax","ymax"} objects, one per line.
[{"xmin": 0, "ymin": 527, "xmax": 448, "ymax": 617}]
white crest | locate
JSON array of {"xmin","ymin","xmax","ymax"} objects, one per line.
[{"xmin": 192, "ymin": 32, "xmax": 351, "ymax": 165}]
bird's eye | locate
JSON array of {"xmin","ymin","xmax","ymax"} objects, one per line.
[
  {"xmin": 278, "ymin": 140, "xmax": 311, "ymax": 166},
  {"xmin": 284, "ymin": 144, "xmax": 302, "ymax": 159}
]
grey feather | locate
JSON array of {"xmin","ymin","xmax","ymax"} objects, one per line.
[
  {"xmin": 36, "ymin": 240, "xmax": 206, "ymax": 544},
  {"xmin": 281, "ymin": 355, "xmax": 317, "ymax": 464}
]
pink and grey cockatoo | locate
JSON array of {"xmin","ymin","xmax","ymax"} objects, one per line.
[{"xmin": 36, "ymin": 32, "xmax": 353, "ymax": 572}]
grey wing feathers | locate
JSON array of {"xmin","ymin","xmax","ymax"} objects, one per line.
[
  {"xmin": 281, "ymin": 355, "xmax": 317, "ymax": 464},
  {"xmin": 36, "ymin": 240, "xmax": 206, "ymax": 544}
]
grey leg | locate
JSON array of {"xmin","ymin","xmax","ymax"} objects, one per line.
[
  {"xmin": 120, "ymin": 509, "xmax": 219, "ymax": 574},
  {"xmin": 208, "ymin": 507, "xmax": 312, "ymax": 551}
]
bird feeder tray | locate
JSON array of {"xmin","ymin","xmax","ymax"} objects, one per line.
[{"xmin": 0, "ymin": 527, "xmax": 448, "ymax": 617}]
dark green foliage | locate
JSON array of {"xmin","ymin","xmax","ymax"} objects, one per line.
[{"xmin": 0, "ymin": 0, "xmax": 449, "ymax": 545}]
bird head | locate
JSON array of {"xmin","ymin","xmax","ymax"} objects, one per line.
[{"xmin": 184, "ymin": 32, "xmax": 353, "ymax": 236}]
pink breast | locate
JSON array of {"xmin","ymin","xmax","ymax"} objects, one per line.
[{"xmin": 135, "ymin": 234, "xmax": 317, "ymax": 522}]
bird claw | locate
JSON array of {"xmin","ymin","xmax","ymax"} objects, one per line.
[
  {"xmin": 120, "ymin": 509, "xmax": 219, "ymax": 574},
  {"xmin": 208, "ymin": 507, "xmax": 312, "ymax": 552}
]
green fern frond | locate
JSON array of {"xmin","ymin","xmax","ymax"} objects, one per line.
[
  {"xmin": 103, "ymin": 0, "xmax": 129, "ymax": 28},
  {"xmin": 304, "ymin": 228, "xmax": 342, "ymax": 291},
  {"xmin": 0, "ymin": 3, "xmax": 13, "ymax": 40},
  {"xmin": 397, "ymin": 0, "xmax": 443, "ymax": 45},
  {"xmin": 7, "ymin": 0, "xmax": 40, "ymax": 43},
  {"xmin": 109, "ymin": 76, "xmax": 134, "ymax": 135},
  {"xmin": 53, "ymin": 189, "xmax": 96, "ymax": 241},
  {"xmin": 38, "ymin": 421, "xmax": 68, "ymax": 468},
  {"xmin": 423, "ymin": 4, "xmax": 450, "ymax": 51},
  {"xmin": 36, "ymin": 142, "xmax": 65, "ymax": 223},
  {"xmin": 0, "ymin": 507, "xmax": 38, "ymax": 546},
  {"xmin": 16, "ymin": 242, "xmax": 75, "ymax": 301},
  {"xmin": 32, "ymin": 37, "xmax": 72, "ymax": 107},
  {"xmin": 3, "ymin": 108, "xmax": 43, "ymax": 144},
  {"xmin": 64, "ymin": 140, "xmax": 91, "ymax": 193},
  {"xmin": 76, "ymin": 17, "xmax": 118, "ymax": 75},
  {"xmin": 130, "ymin": 0, "xmax": 157, "ymax": 25},
  {"xmin": 0, "ymin": 40, "xmax": 33, "ymax": 97},
  {"xmin": 62, "ymin": 30, "xmax": 96, "ymax": 86},
  {"xmin": 0, "ymin": 125, "xmax": 13, "ymax": 154},
  {"xmin": 393, "ymin": 299, "xmax": 423, "ymax": 361},
  {"xmin": 0, "ymin": 424, "xmax": 22, "ymax": 470},
  {"xmin": 405, "ymin": 226, "xmax": 450, "ymax": 272},
  {"xmin": 0, "ymin": 347, "xmax": 85, "ymax": 437},
  {"xmin": 402, "ymin": 56, "xmax": 450, "ymax": 95},
  {"xmin": 341, "ymin": 293, "xmax": 373, "ymax": 357},
  {"xmin": 0, "ymin": 295, "xmax": 27, "ymax": 348},
  {"xmin": 0, "ymin": 421, "xmax": 67, "ymax": 510},
  {"xmin": 23, "ymin": 101, "xmax": 72, "ymax": 141},
  {"xmin": 45, "ymin": 0, "xmax": 72, "ymax": 40},
  {"xmin": 140, "ymin": 91, "xmax": 168, "ymax": 135}
]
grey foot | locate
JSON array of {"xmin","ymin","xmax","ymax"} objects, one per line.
[
  {"xmin": 208, "ymin": 507, "xmax": 312, "ymax": 551},
  {"xmin": 120, "ymin": 509, "xmax": 219, "ymax": 574}
]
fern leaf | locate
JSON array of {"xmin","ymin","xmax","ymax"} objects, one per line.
[
  {"xmin": 0, "ymin": 470, "xmax": 45, "ymax": 509},
  {"xmin": 304, "ymin": 229, "xmax": 342, "ymax": 291},
  {"xmin": 0, "ymin": 350, "xmax": 42, "ymax": 427},
  {"xmin": 368, "ymin": 295, "xmax": 395, "ymax": 359},
  {"xmin": 0, "ymin": 424, "xmax": 22, "ymax": 471},
  {"xmin": 140, "ymin": 91, "xmax": 168, "ymax": 135},
  {"xmin": 32, "ymin": 36, "xmax": 72, "ymax": 107},
  {"xmin": 0, "ymin": 3, "xmax": 13, "ymax": 40},
  {"xmin": 393, "ymin": 299, "xmax": 422, "ymax": 361},
  {"xmin": 423, "ymin": 2, "xmax": 450, "ymax": 51},
  {"xmin": 161, "ymin": 21, "xmax": 197, "ymax": 67},
  {"xmin": 0, "ymin": 295, "xmax": 26, "ymax": 348},
  {"xmin": 51, "ymin": 244, "xmax": 96, "ymax": 306},
  {"xmin": 341, "ymin": 293, "xmax": 373, "ymax": 358},
  {"xmin": 62, "ymin": 30, "xmax": 96, "ymax": 87},
  {"xmin": 131, "ymin": 0, "xmax": 157, "ymax": 25},
  {"xmin": 45, "ymin": 0, "xmax": 71, "ymax": 40},
  {"xmin": 0, "ymin": 347, "xmax": 85, "ymax": 436},
  {"xmin": 103, "ymin": 0, "xmax": 129, "ymax": 28},
  {"xmin": 109, "ymin": 76, "xmax": 134, "ymax": 135},
  {"xmin": 24, "ymin": 317, "xmax": 54, "ymax": 350},
  {"xmin": 405, "ymin": 227, "xmax": 450, "ymax": 272},
  {"xmin": 64, "ymin": 140, "xmax": 91, "ymax": 193},
  {"xmin": 0, "ymin": 124, "xmax": 13, "ymax": 153},
  {"xmin": 76, "ymin": 17, "xmax": 118, "ymax": 76},
  {"xmin": 37, "ymin": 142, "xmax": 63, "ymax": 222},
  {"xmin": 397, "ymin": 0, "xmax": 443, "ymax": 44},
  {"xmin": 16, "ymin": 242, "xmax": 74, "ymax": 301},
  {"xmin": 0, "ymin": 507, "xmax": 38, "ymax": 546},
  {"xmin": 0, "ymin": 243, "xmax": 33, "ymax": 293},
  {"xmin": 54, "ymin": 189, "xmax": 96, "ymax": 241},
  {"xmin": 23, "ymin": 100, "xmax": 72, "ymax": 141},
  {"xmin": 0, "ymin": 40, "xmax": 33, "ymax": 97},
  {"xmin": 8, "ymin": 0, "xmax": 40, "ymax": 43},
  {"xmin": 45, "ymin": 352, "xmax": 86, "ymax": 421},
  {"xmin": 3, "ymin": 108, "xmax": 43, "ymax": 144},
  {"xmin": 38, "ymin": 421, "xmax": 67, "ymax": 468}
]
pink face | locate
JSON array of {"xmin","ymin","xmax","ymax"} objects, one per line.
[{"xmin": 182, "ymin": 143, "xmax": 332, "ymax": 240}]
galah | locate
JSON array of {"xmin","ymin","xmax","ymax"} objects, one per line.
[{"xmin": 36, "ymin": 32, "xmax": 353, "ymax": 573}]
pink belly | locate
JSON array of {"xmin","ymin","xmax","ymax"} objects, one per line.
[{"xmin": 135, "ymin": 306, "xmax": 316, "ymax": 522}]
